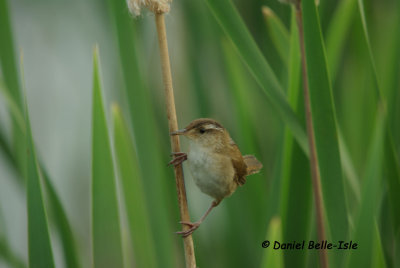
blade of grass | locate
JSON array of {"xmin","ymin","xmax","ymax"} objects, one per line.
[
  {"xmin": 301, "ymin": 0, "xmax": 349, "ymax": 244},
  {"xmin": 379, "ymin": 3, "xmax": 400, "ymax": 126},
  {"xmin": 112, "ymin": 104, "xmax": 157, "ymax": 268},
  {"xmin": 384, "ymin": 134, "xmax": 400, "ymax": 234},
  {"xmin": 1, "ymin": 68, "xmax": 81, "ymax": 268},
  {"xmin": 379, "ymin": 194, "xmax": 396, "ymax": 268},
  {"xmin": 91, "ymin": 47, "xmax": 123, "ymax": 268},
  {"xmin": 0, "ymin": 0, "xmax": 21, "ymax": 105},
  {"xmin": 221, "ymin": 38, "xmax": 257, "ymax": 153},
  {"xmin": 261, "ymin": 6, "xmax": 290, "ymax": 66},
  {"xmin": 280, "ymin": 11, "xmax": 312, "ymax": 268},
  {"xmin": 325, "ymin": 0, "xmax": 365, "ymax": 207},
  {"xmin": 260, "ymin": 218, "xmax": 283, "ymax": 268},
  {"xmin": 356, "ymin": 0, "xmax": 381, "ymax": 95},
  {"xmin": 221, "ymin": 38, "xmax": 270, "ymax": 267},
  {"xmin": 25, "ymin": 102, "xmax": 55, "ymax": 268},
  {"xmin": 0, "ymin": 126, "xmax": 81, "ymax": 268},
  {"xmin": 0, "ymin": 126, "xmax": 16, "ymax": 171},
  {"xmin": 347, "ymin": 108, "xmax": 385, "ymax": 267},
  {"xmin": 205, "ymin": 0, "xmax": 308, "ymax": 155},
  {"xmin": 0, "ymin": 80, "xmax": 25, "ymax": 134},
  {"xmin": 338, "ymin": 131, "xmax": 360, "ymax": 204},
  {"xmin": 325, "ymin": 0, "xmax": 357, "ymax": 80},
  {"xmin": 41, "ymin": 168, "xmax": 81, "ymax": 268},
  {"xmin": 105, "ymin": 2, "xmax": 177, "ymax": 266},
  {"xmin": 372, "ymin": 224, "xmax": 386, "ymax": 267},
  {"xmin": 0, "ymin": 0, "xmax": 25, "ymax": 172},
  {"xmin": 181, "ymin": 0, "xmax": 213, "ymax": 116},
  {"xmin": 357, "ymin": 0, "xmax": 400, "ymax": 252}
]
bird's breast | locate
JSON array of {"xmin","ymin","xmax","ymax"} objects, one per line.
[{"xmin": 187, "ymin": 146, "xmax": 236, "ymax": 200}]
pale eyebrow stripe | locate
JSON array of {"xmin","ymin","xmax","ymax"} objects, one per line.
[{"xmin": 204, "ymin": 124, "xmax": 223, "ymax": 131}]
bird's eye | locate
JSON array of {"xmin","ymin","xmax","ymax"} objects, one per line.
[{"xmin": 199, "ymin": 128, "xmax": 206, "ymax": 134}]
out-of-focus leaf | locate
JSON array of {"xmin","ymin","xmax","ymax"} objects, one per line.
[
  {"xmin": 338, "ymin": 130, "xmax": 360, "ymax": 203},
  {"xmin": 112, "ymin": 104, "xmax": 158, "ymax": 268},
  {"xmin": 0, "ymin": 238, "xmax": 26, "ymax": 268},
  {"xmin": 0, "ymin": 80, "xmax": 25, "ymax": 134},
  {"xmin": 357, "ymin": 0, "xmax": 400, "ymax": 257},
  {"xmin": 205, "ymin": 0, "xmax": 308, "ymax": 154},
  {"xmin": 91, "ymin": 48, "xmax": 123, "ymax": 268},
  {"xmin": 1, "ymin": 65, "xmax": 81, "ymax": 268},
  {"xmin": 356, "ymin": 0, "xmax": 381, "ymax": 95},
  {"xmin": 280, "ymin": 11, "xmax": 312, "ymax": 268},
  {"xmin": 347, "ymin": 109, "xmax": 385, "ymax": 267},
  {"xmin": 221, "ymin": 39, "xmax": 257, "ymax": 153},
  {"xmin": 325, "ymin": 0, "xmax": 357, "ymax": 80},
  {"xmin": 261, "ymin": 6, "xmax": 289, "ymax": 65},
  {"xmin": 26, "ymin": 103, "xmax": 55, "ymax": 268},
  {"xmin": 260, "ymin": 218, "xmax": 283, "ymax": 268},
  {"xmin": 0, "ymin": 207, "xmax": 26, "ymax": 268},
  {"xmin": 0, "ymin": 126, "xmax": 15, "ymax": 170},
  {"xmin": 105, "ymin": 1, "xmax": 177, "ymax": 266},
  {"xmin": 0, "ymin": 0, "xmax": 22, "ymax": 107},
  {"xmin": 0, "ymin": 84, "xmax": 81, "ymax": 268},
  {"xmin": 41, "ymin": 168, "xmax": 81, "ymax": 268},
  {"xmin": 0, "ymin": 0, "xmax": 25, "ymax": 172},
  {"xmin": 302, "ymin": 0, "xmax": 349, "ymax": 243},
  {"xmin": 372, "ymin": 224, "xmax": 386, "ymax": 268},
  {"xmin": 221, "ymin": 38, "xmax": 268, "ymax": 267}
]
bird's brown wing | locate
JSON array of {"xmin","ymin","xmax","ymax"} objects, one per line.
[{"xmin": 228, "ymin": 139, "xmax": 247, "ymax": 186}]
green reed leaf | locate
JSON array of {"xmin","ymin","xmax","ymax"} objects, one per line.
[
  {"xmin": 302, "ymin": 0, "xmax": 349, "ymax": 244},
  {"xmin": 26, "ymin": 103, "xmax": 55, "ymax": 268},
  {"xmin": 112, "ymin": 104, "xmax": 158, "ymax": 268},
  {"xmin": 91, "ymin": 48, "xmax": 123, "ymax": 268}
]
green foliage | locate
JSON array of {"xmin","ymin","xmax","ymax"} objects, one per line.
[
  {"xmin": 0, "ymin": 0, "xmax": 399, "ymax": 267},
  {"xmin": 279, "ymin": 11, "xmax": 312, "ymax": 268},
  {"xmin": 205, "ymin": 0, "xmax": 309, "ymax": 154},
  {"xmin": 91, "ymin": 49, "xmax": 124, "ymax": 268},
  {"xmin": 26, "ymin": 105, "xmax": 55, "ymax": 268},
  {"xmin": 112, "ymin": 104, "xmax": 158, "ymax": 268},
  {"xmin": 105, "ymin": 0, "xmax": 177, "ymax": 266},
  {"xmin": 262, "ymin": 6, "xmax": 290, "ymax": 65},
  {"xmin": 0, "ymin": 0, "xmax": 25, "ymax": 175},
  {"xmin": 260, "ymin": 218, "xmax": 283, "ymax": 267},
  {"xmin": 302, "ymin": 0, "xmax": 349, "ymax": 242},
  {"xmin": 347, "ymin": 109, "xmax": 385, "ymax": 267}
]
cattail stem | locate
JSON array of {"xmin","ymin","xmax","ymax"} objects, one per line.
[
  {"xmin": 295, "ymin": 4, "xmax": 329, "ymax": 268},
  {"xmin": 154, "ymin": 13, "xmax": 197, "ymax": 268}
]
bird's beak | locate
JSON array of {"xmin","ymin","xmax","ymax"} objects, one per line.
[{"xmin": 170, "ymin": 129, "xmax": 187, "ymax": 136}]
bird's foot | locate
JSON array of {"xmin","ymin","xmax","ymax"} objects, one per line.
[
  {"xmin": 168, "ymin": 152, "xmax": 187, "ymax": 167},
  {"xmin": 176, "ymin": 221, "xmax": 201, "ymax": 237}
]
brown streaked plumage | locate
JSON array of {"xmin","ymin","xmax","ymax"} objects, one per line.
[{"xmin": 169, "ymin": 118, "xmax": 262, "ymax": 237}]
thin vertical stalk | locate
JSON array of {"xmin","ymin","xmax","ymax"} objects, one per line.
[
  {"xmin": 295, "ymin": 4, "xmax": 328, "ymax": 268},
  {"xmin": 154, "ymin": 13, "xmax": 197, "ymax": 268}
]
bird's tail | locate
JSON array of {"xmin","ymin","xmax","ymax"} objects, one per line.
[{"xmin": 244, "ymin": 155, "xmax": 263, "ymax": 175}]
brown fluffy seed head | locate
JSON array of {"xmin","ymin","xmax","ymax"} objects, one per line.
[{"xmin": 127, "ymin": 0, "xmax": 172, "ymax": 16}]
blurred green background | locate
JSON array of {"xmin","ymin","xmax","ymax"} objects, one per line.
[{"xmin": 0, "ymin": 0, "xmax": 399, "ymax": 267}]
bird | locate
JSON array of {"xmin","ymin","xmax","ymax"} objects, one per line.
[{"xmin": 169, "ymin": 118, "xmax": 262, "ymax": 237}]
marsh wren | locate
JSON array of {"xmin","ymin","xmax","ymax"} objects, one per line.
[{"xmin": 169, "ymin": 118, "xmax": 262, "ymax": 237}]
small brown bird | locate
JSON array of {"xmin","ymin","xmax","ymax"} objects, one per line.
[{"xmin": 169, "ymin": 118, "xmax": 262, "ymax": 237}]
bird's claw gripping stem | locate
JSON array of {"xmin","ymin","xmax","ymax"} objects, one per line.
[
  {"xmin": 168, "ymin": 152, "xmax": 187, "ymax": 167},
  {"xmin": 176, "ymin": 221, "xmax": 201, "ymax": 237}
]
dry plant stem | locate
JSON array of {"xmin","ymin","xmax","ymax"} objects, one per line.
[
  {"xmin": 154, "ymin": 13, "xmax": 197, "ymax": 268},
  {"xmin": 295, "ymin": 4, "xmax": 329, "ymax": 268}
]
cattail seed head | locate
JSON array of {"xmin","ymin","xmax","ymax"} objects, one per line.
[{"xmin": 127, "ymin": 0, "xmax": 172, "ymax": 16}]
